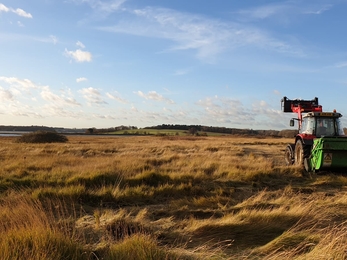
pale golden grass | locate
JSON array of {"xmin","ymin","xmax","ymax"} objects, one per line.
[
  {"xmin": 1, "ymin": 135, "xmax": 347, "ymax": 259},
  {"xmin": 261, "ymin": 220, "xmax": 347, "ymax": 260},
  {"xmin": 0, "ymin": 194, "xmax": 86, "ymax": 260}
]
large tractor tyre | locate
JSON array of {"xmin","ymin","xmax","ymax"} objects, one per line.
[
  {"xmin": 284, "ymin": 144, "xmax": 295, "ymax": 165},
  {"xmin": 294, "ymin": 140, "xmax": 311, "ymax": 167}
]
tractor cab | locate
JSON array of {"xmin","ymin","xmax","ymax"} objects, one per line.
[{"xmin": 298, "ymin": 112, "xmax": 344, "ymax": 137}]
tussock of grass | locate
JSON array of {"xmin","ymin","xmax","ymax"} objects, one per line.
[
  {"xmin": 187, "ymin": 207, "xmax": 303, "ymax": 249},
  {"xmin": 257, "ymin": 229, "xmax": 318, "ymax": 255},
  {"xmin": 0, "ymin": 195, "xmax": 87, "ymax": 260},
  {"xmin": 1, "ymin": 227, "xmax": 86, "ymax": 260},
  {"xmin": 67, "ymin": 171, "xmax": 124, "ymax": 188},
  {"xmin": 129, "ymin": 171, "xmax": 172, "ymax": 186},
  {"xmin": 302, "ymin": 223, "xmax": 347, "ymax": 260},
  {"xmin": 106, "ymin": 219, "xmax": 146, "ymax": 241},
  {"xmin": 311, "ymin": 174, "xmax": 347, "ymax": 188},
  {"xmin": 261, "ymin": 223, "xmax": 347, "ymax": 259},
  {"xmin": 32, "ymin": 185, "xmax": 87, "ymax": 201},
  {"xmin": 105, "ymin": 234, "xmax": 190, "ymax": 260}
]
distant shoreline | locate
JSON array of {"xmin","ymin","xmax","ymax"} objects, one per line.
[{"xmin": 0, "ymin": 131, "xmax": 131, "ymax": 137}]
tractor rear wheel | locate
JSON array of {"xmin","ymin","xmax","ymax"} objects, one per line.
[{"xmin": 294, "ymin": 139, "xmax": 310, "ymax": 167}]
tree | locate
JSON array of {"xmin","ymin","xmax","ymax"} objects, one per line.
[
  {"xmin": 86, "ymin": 128, "xmax": 94, "ymax": 134},
  {"xmin": 188, "ymin": 127, "xmax": 197, "ymax": 135}
]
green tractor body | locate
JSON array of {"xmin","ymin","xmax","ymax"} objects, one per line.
[{"xmin": 305, "ymin": 137, "xmax": 347, "ymax": 172}]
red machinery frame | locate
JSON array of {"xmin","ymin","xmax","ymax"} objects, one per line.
[{"xmin": 281, "ymin": 96, "xmax": 322, "ymax": 129}]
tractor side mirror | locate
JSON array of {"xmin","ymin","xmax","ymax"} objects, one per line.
[{"xmin": 290, "ymin": 119, "xmax": 295, "ymax": 127}]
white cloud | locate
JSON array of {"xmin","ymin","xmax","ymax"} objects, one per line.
[
  {"xmin": 99, "ymin": 6, "xmax": 303, "ymax": 60},
  {"xmin": 0, "ymin": 76, "xmax": 82, "ymax": 107},
  {"xmin": 76, "ymin": 41, "xmax": 85, "ymax": 48},
  {"xmin": 65, "ymin": 49, "xmax": 92, "ymax": 62},
  {"xmin": 193, "ymin": 95, "xmax": 288, "ymax": 129},
  {"xmin": 0, "ymin": 76, "xmax": 126, "ymax": 123},
  {"xmin": 11, "ymin": 110, "xmax": 43, "ymax": 118},
  {"xmin": 236, "ymin": 2, "xmax": 332, "ymax": 21},
  {"xmin": 97, "ymin": 0, "xmax": 127, "ymax": 13},
  {"xmin": 0, "ymin": 77, "xmax": 83, "ymax": 121},
  {"xmin": 12, "ymin": 8, "xmax": 32, "ymax": 18},
  {"xmin": 131, "ymin": 104, "xmax": 138, "ymax": 112},
  {"xmin": 3, "ymin": 34, "xmax": 60, "ymax": 44},
  {"xmin": 0, "ymin": 4, "xmax": 9, "ymax": 12},
  {"xmin": 135, "ymin": 90, "xmax": 175, "ymax": 104},
  {"xmin": 0, "ymin": 87, "xmax": 14, "ymax": 101},
  {"xmin": 259, "ymin": 100, "xmax": 268, "ymax": 107},
  {"xmin": 76, "ymin": 77, "xmax": 88, "ymax": 83},
  {"xmin": 40, "ymin": 86, "xmax": 81, "ymax": 107},
  {"xmin": 41, "ymin": 103, "xmax": 85, "ymax": 119},
  {"xmin": 273, "ymin": 90, "xmax": 281, "ymax": 95},
  {"xmin": 79, "ymin": 87, "xmax": 107, "ymax": 105},
  {"xmin": 174, "ymin": 68, "xmax": 190, "ymax": 76},
  {"xmin": 196, "ymin": 96, "xmax": 248, "ymax": 119},
  {"xmin": 0, "ymin": 4, "xmax": 32, "ymax": 18},
  {"xmin": 106, "ymin": 92, "xmax": 128, "ymax": 104},
  {"xmin": 71, "ymin": 0, "xmax": 127, "ymax": 15},
  {"xmin": 101, "ymin": 7, "xmax": 232, "ymax": 60},
  {"xmin": 302, "ymin": 4, "xmax": 332, "ymax": 15},
  {"xmin": 50, "ymin": 35, "xmax": 58, "ymax": 44},
  {"xmin": 252, "ymin": 100, "xmax": 282, "ymax": 120},
  {"xmin": 237, "ymin": 4, "xmax": 290, "ymax": 20},
  {"xmin": 334, "ymin": 62, "xmax": 347, "ymax": 68},
  {"xmin": 0, "ymin": 77, "xmax": 39, "ymax": 90}
]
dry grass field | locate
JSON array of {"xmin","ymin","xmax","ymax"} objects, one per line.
[{"xmin": 1, "ymin": 135, "xmax": 347, "ymax": 259}]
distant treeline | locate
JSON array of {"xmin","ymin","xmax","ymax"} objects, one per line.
[
  {"xmin": 0, "ymin": 125, "xmax": 84, "ymax": 133},
  {"xmin": 144, "ymin": 124, "xmax": 299, "ymax": 138},
  {"xmin": 86, "ymin": 126, "xmax": 138, "ymax": 134},
  {"xmin": 144, "ymin": 124, "xmax": 347, "ymax": 137},
  {"xmin": 0, "ymin": 125, "xmax": 56, "ymax": 132},
  {"xmin": 80, "ymin": 125, "xmax": 300, "ymax": 137}
]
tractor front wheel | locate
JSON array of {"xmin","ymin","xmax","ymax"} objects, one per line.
[{"xmin": 294, "ymin": 139, "xmax": 311, "ymax": 168}]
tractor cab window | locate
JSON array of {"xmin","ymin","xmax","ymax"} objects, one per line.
[
  {"xmin": 337, "ymin": 118, "xmax": 345, "ymax": 136},
  {"xmin": 316, "ymin": 118, "xmax": 336, "ymax": 137},
  {"xmin": 300, "ymin": 117, "xmax": 314, "ymax": 135}
]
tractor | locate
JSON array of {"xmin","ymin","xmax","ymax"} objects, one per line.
[{"xmin": 281, "ymin": 96, "xmax": 347, "ymax": 172}]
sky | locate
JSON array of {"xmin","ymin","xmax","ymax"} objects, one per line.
[{"xmin": 1, "ymin": 0, "xmax": 347, "ymax": 130}]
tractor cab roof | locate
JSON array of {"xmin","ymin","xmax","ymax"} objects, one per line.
[{"xmin": 303, "ymin": 112, "xmax": 342, "ymax": 118}]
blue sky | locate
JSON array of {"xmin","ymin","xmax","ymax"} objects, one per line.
[{"xmin": 1, "ymin": 0, "xmax": 347, "ymax": 130}]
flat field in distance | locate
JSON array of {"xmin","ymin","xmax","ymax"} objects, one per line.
[{"xmin": 1, "ymin": 135, "xmax": 347, "ymax": 259}]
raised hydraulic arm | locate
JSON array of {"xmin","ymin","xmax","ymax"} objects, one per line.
[{"xmin": 281, "ymin": 96, "xmax": 322, "ymax": 129}]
